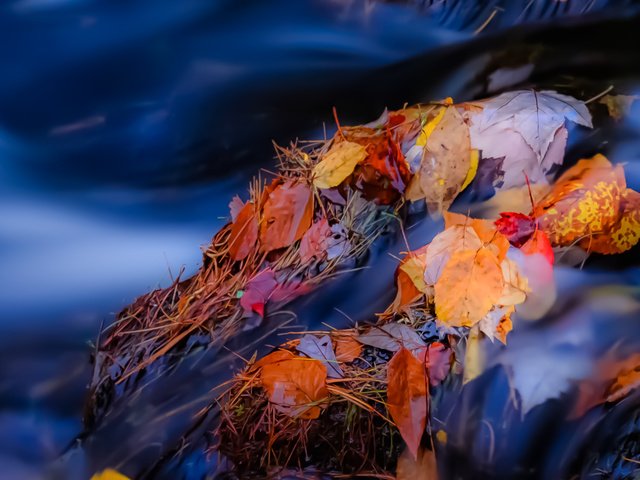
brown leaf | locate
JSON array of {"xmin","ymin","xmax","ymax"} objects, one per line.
[
  {"xmin": 260, "ymin": 356, "xmax": 329, "ymax": 419},
  {"xmin": 228, "ymin": 201, "xmax": 258, "ymax": 261},
  {"xmin": 387, "ymin": 347, "xmax": 428, "ymax": 459},
  {"xmin": 435, "ymin": 248, "xmax": 504, "ymax": 327},
  {"xmin": 260, "ymin": 180, "xmax": 314, "ymax": 252}
]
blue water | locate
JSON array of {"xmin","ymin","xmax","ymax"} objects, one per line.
[{"xmin": 1, "ymin": 1, "xmax": 640, "ymax": 478}]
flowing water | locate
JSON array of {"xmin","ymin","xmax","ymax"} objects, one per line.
[{"xmin": 1, "ymin": 1, "xmax": 640, "ymax": 479}]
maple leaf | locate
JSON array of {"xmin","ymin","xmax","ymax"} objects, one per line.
[
  {"xmin": 467, "ymin": 90, "xmax": 592, "ymax": 189},
  {"xmin": 406, "ymin": 105, "xmax": 475, "ymax": 216},
  {"xmin": 299, "ymin": 218, "xmax": 332, "ymax": 263},
  {"xmin": 312, "ymin": 140, "xmax": 368, "ymax": 189},
  {"xmin": 387, "ymin": 347, "xmax": 428, "ymax": 459},
  {"xmin": 434, "ymin": 248, "xmax": 504, "ymax": 327},
  {"xmin": 443, "ymin": 211, "xmax": 510, "ymax": 261},
  {"xmin": 424, "ymin": 225, "xmax": 483, "ymax": 285},
  {"xmin": 357, "ymin": 323, "xmax": 426, "ymax": 353},
  {"xmin": 91, "ymin": 470, "xmax": 130, "ymax": 480},
  {"xmin": 228, "ymin": 201, "xmax": 258, "ymax": 261},
  {"xmin": 260, "ymin": 356, "xmax": 329, "ymax": 419},
  {"xmin": 533, "ymin": 154, "xmax": 627, "ymax": 247},
  {"xmin": 260, "ymin": 180, "xmax": 314, "ymax": 252},
  {"xmin": 297, "ymin": 334, "xmax": 343, "ymax": 378}
]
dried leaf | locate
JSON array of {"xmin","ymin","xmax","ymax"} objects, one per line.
[
  {"xmin": 313, "ymin": 140, "xmax": 368, "ymax": 189},
  {"xmin": 424, "ymin": 226, "xmax": 483, "ymax": 285},
  {"xmin": 396, "ymin": 445, "xmax": 439, "ymax": 480},
  {"xmin": 297, "ymin": 334, "xmax": 343, "ymax": 378},
  {"xmin": 479, "ymin": 306, "xmax": 514, "ymax": 344},
  {"xmin": 435, "ymin": 249, "xmax": 504, "ymax": 327},
  {"xmin": 387, "ymin": 348, "xmax": 428, "ymax": 459},
  {"xmin": 357, "ymin": 323, "xmax": 426, "ymax": 352},
  {"xmin": 239, "ymin": 269, "xmax": 277, "ymax": 317},
  {"xmin": 260, "ymin": 356, "xmax": 329, "ymax": 419},
  {"xmin": 533, "ymin": 154, "xmax": 626, "ymax": 246},
  {"xmin": 299, "ymin": 218, "xmax": 332, "ymax": 263},
  {"xmin": 228, "ymin": 201, "xmax": 258, "ymax": 261},
  {"xmin": 260, "ymin": 180, "xmax": 314, "ymax": 252},
  {"xmin": 332, "ymin": 332, "xmax": 363, "ymax": 363}
]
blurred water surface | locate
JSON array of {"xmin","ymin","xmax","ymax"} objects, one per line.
[{"xmin": 1, "ymin": 1, "xmax": 640, "ymax": 479}]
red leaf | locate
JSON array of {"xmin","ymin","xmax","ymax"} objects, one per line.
[
  {"xmin": 228, "ymin": 201, "xmax": 258, "ymax": 261},
  {"xmin": 387, "ymin": 347, "xmax": 428, "ymax": 459},
  {"xmin": 494, "ymin": 212, "xmax": 536, "ymax": 247},
  {"xmin": 240, "ymin": 269, "xmax": 277, "ymax": 317},
  {"xmin": 425, "ymin": 342, "xmax": 452, "ymax": 387},
  {"xmin": 520, "ymin": 229, "xmax": 554, "ymax": 265},
  {"xmin": 260, "ymin": 180, "xmax": 314, "ymax": 252}
]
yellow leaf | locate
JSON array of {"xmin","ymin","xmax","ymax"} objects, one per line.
[
  {"xmin": 461, "ymin": 148, "xmax": 479, "ymax": 191},
  {"xmin": 498, "ymin": 257, "xmax": 529, "ymax": 306},
  {"xmin": 583, "ymin": 188, "xmax": 640, "ymax": 254},
  {"xmin": 435, "ymin": 248, "xmax": 504, "ymax": 327},
  {"xmin": 90, "ymin": 469, "xmax": 130, "ymax": 480},
  {"xmin": 399, "ymin": 251, "xmax": 429, "ymax": 293},
  {"xmin": 415, "ymin": 100, "xmax": 451, "ymax": 147},
  {"xmin": 312, "ymin": 140, "xmax": 368, "ymax": 189},
  {"xmin": 436, "ymin": 430, "xmax": 448, "ymax": 445}
]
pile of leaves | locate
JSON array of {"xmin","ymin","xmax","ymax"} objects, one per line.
[{"xmin": 85, "ymin": 87, "xmax": 640, "ymax": 477}]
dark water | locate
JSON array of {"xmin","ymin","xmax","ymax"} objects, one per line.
[{"xmin": 1, "ymin": 1, "xmax": 640, "ymax": 479}]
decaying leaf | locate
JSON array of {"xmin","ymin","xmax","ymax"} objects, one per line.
[
  {"xmin": 260, "ymin": 356, "xmax": 329, "ymax": 419},
  {"xmin": 228, "ymin": 201, "xmax": 259, "ymax": 261},
  {"xmin": 396, "ymin": 445, "xmax": 439, "ymax": 480},
  {"xmin": 357, "ymin": 323, "xmax": 426, "ymax": 352},
  {"xmin": 260, "ymin": 180, "xmax": 314, "ymax": 252},
  {"xmin": 533, "ymin": 154, "xmax": 629, "ymax": 250},
  {"xmin": 387, "ymin": 347, "xmax": 428, "ymax": 459},
  {"xmin": 297, "ymin": 334, "xmax": 343, "ymax": 378},
  {"xmin": 312, "ymin": 140, "xmax": 368, "ymax": 189},
  {"xmin": 435, "ymin": 248, "xmax": 504, "ymax": 327}
]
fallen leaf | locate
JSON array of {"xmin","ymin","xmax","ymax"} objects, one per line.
[
  {"xmin": 396, "ymin": 445, "xmax": 439, "ymax": 480},
  {"xmin": 297, "ymin": 334, "xmax": 343, "ymax": 378},
  {"xmin": 468, "ymin": 89, "xmax": 591, "ymax": 189},
  {"xmin": 387, "ymin": 347, "xmax": 428, "ymax": 459},
  {"xmin": 392, "ymin": 268, "xmax": 424, "ymax": 311},
  {"xmin": 435, "ymin": 248, "xmax": 504, "ymax": 327},
  {"xmin": 584, "ymin": 188, "xmax": 640, "ymax": 254},
  {"xmin": 332, "ymin": 332, "xmax": 363, "ymax": 363},
  {"xmin": 533, "ymin": 154, "xmax": 626, "ymax": 247},
  {"xmin": 228, "ymin": 195, "xmax": 245, "ymax": 221},
  {"xmin": 424, "ymin": 226, "xmax": 483, "ymax": 285},
  {"xmin": 357, "ymin": 323, "xmax": 426, "ymax": 353},
  {"xmin": 313, "ymin": 140, "xmax": 368, "ymax": 189},
  {"xmin": 410, "ymin": 105, "xmax": 474, "ymax": 216},
  {"xmin": 392, "ymin": 246, "xmax": 430, "ymax": 310},
  {"xmin": 479, "ymin": 306, "xmax": 514, "ymax": 344},
  {"xmin": 520, "ymin": 229, "xmax": 554, "ymax": 264},
  {"xmin": 249, "ymin": 349, "xmax": 295, "ymax": 372},
  {"xmin": 599, "ymin": 93, "xmax": 640, "ymax": 121},
  {"xmin": 299, "ymin": 218, "xmax": 332, "ymax": 263},
  {"xmin": 260, "ymin": 356, "xmax": 329, "ymax": 419},
  {"xmin": 494, "ymin": 212, "xmax": 536, "ymax": 248},
  {"xmin": 91, "ymin": 470, "xmax": 131, "ymax": 480},
  {"xmin": 498, "ymin": 255, "xmax": 529, "ymax": 306},
  {"xmin": 239, "ymin": 269, "xmax": 277, "ymax": 317},
  {"xmin": 260, "ymin": 180, "xmax": 314, "ymax": 252},
  {"xmin": 228, "ymin": 201, "xmax": 259, "ymax": 261},
  {"xmin": 443, "ymin": 211, "xmax": 510, "ymax": 261}
]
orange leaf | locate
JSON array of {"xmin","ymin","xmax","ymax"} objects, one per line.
[
  {"xmin": 260, "ymin": 356, "xmax": 328, "ymax": 419},
  {"xmin": 387, "ymin": 347, "xmax": 428, "ymax": 459},
  {"xmin": 443, "ymin": 211, "xmax": 510, "ymax": 261},
  {"xmin": 228, "ymin": 201, "xmax": 258, "ymax": 261},
  {"xmin": 435, "ymin": 248, "xmax": 504, "ymax": 327},
  {"xmin": 332, "ymin": 332, "xmax": 363, "ymax": 363},
  {"xmin": 260, "ymin": 180, "xmax": 314, "ymax": 252},
  {"xmin": 249, "ymin": 349, "xmax": 295, "ymax": 372},
  {"xmin": 533, "ymin": 154, "xmax": 626, "ymax": 246},
  {"xmin": 520, "ymin": 229, "xmax": 554, "ymax": 264},
  {"xmin": 392, "ymin": 245, "xmax": 429, "ymax": 310}
]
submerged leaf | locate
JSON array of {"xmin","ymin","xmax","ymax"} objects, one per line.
[
  {"xmin": 260, "ymin": 356, "xmax": 328, "ymax": 419},
  {"xmin": 357, "ymin": 323, "xmax": 426, "ymax": 352},
  {"xmin": 387, "ymin": 348, "xmax": 428, "ymax": 459}
]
